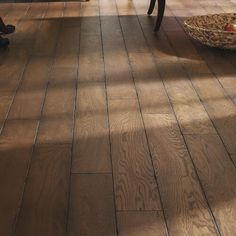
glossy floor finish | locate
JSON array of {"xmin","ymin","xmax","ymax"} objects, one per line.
[{"xmin": 0, "ymin": 0, "xmax": 236, "ymax": 235}]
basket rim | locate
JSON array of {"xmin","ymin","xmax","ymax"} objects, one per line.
[{"xmin": 183, "ymin": 13, "xmax": 236, "ymax": 35}]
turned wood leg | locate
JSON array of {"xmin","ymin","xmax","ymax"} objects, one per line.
[{"xmin": 154, "ymin": 0, "xmax": 166, "ymax": 32}]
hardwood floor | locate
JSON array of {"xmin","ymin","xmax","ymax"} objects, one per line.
[{"xmin": 0, "ymin": 0, "xmax": 235, "ymax": 235}]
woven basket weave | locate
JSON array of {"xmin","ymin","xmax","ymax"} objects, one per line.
[{"xmin": 184, "ymin": 13, "xmax": 236, "ymax": 50}]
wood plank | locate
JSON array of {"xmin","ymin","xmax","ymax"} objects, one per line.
[
  {"xmin": 78, "ymin": 4, "xmax": 104, "ymax": 83},
  {"xmin": 231, "ymin": 155, "xmax": 236, "ymax": 166},
  {"xmin": 37, "ymin": 68, "xmax": 77, "ymax": 145},
  {"xmin": 109, "ymin": 99, "xmax": 160, "ymax": 210},
  {"xmin": 8, "ymin": 56, "xmax": 53, "ymax": 119},
  {"xmin": 33, "ymin": 2, "xmax": 64, "ymax": 56},
  {"xmin": 13, "ymin": 3, "xmax": 48, "ymax": 48},
  {"xmin": 68, "ymin": 174, "xmax": 117, "ymax": 236},
  {"xmin": 72, "ymin": 82, "xmax": 111, "ymax": 173},
  {"xmin": 208, "ymin": 62, "xmax": 236, "ymax": 105},
  {"xmin": 129, "ymin": 53, "xmax": 172, "ymax": 114},
  {"xmin": 0, "ymin": 120, "xmax": 38, "ymax": 236},
  {"xmin": 190, "ymin": 73, "xmax": 236, "ymax": 154},
  {"xmin": 54, "ymin": 26, "xmax": 80, "ymax": 68},
  {"xmin": 62, "ymin": 2, "xmax": 82, "ymax": 28},
  {"xmin": 100, "ymin": 15, "xmax": 137, "ymax": 99},
  {"xmin": 54, "ymin": 3, "xmax": 81, "ymax": 68},
  {"xmin": 143, "ymin": 114, "xmax": 218, "ymax": 236},
  {"xmin": 117, "ymin": 211, "xmax": 167, "ymax": 236},
  {"xmin": 158, "ymin": 63, "xmax": 216, "ymax": 134},
  {"xmin": 15, "ymin": 144, "xmax": 71, "ymax": 236},
  {"xmin": 117, "ymin": 5, "xmax": 173, "ymax": 115},
  {"xmin": 185, "ymin": 134, "xmax": 236, "ymax": 235}
]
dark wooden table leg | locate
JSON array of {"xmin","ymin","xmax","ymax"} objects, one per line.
[
  {"xmin": 147, "ymin": 0, "xmax": 166, "ymax": 32},
  {"xmin": 147, "ymin": 0, "xmax": 157, "ymax": 15},
  {"xmin": 154, "ymin": 0, "xmax": 166, "ymax": 31}
]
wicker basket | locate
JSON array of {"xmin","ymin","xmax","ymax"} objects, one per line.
[{"xmin": 184, "ymin": 13, "xmax": 236, "ymax": 50}]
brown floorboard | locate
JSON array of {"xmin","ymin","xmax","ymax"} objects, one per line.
[{"xmin": 0, "ymin": 0, "xmax": 235, "ymax": 235}]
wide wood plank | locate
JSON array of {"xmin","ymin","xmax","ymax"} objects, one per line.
[
  {"xmin": 190, "ymin": 73, "xmax": 236, "ymax": 154},
  {"xmin": 13, "ymin": 3, "xmax": 48, "ymax": 48},
  {"xmin": 0, "ymin": 120, "xmax": 38, "ymax": 236},
  {"xmin": 117, "ymin": 211, "xmax": 167, "ymax": 236},
  {"xmin": 117, "ymin": 5, "xmax": 173, "ymax": 115},
  {"xmin": 231, "ymin": 155, "xmax": 236, "ymax": 166},
  {"xmin": 33, "ymin": 2, "xmax": 64, "ymax": 56},
  {"xmin": 15, "ymin": 144, "xmax": 71, "ymax": 236},
  {"xmin": 68, "ymin": 174, "xmax": 117, "ymax": 236},
  {"xmin": 185, "ymin": 134, "xmax": 236, "ymax": 235},
  {"xmin": 109, "ymin": 99, "xmax": 160, "ymax": 210},
  {"xmin": 54, "ymin": 2, "xmax": 81, "ymax": 68},
  {"xmin": 158, "ymin": 63, "xmax": 216, "ymax": 134},
  {"xmin": 37, "ymin": 68, "xmax": 77, "ymax": 145},
  {"xmin": 143, "ymin": 114, "xmax": 218, "ymax": 236},
  {"xmin": 100, "ymin": 15, "xmax": 137, "ymax": 100},
  {"xmin": 8, "ymin": 56, "xmax": 53, "ymax": 119},
  {"xmin": 72, "ymin": 82, "xmax": 111, "ymax": 173}
]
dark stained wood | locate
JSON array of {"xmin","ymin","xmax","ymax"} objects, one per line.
[
  {"xmin": 54, "ymin": 2, "xmax": 81, "ymax": 68},
  {"xmin": 128, "ymin": 53, "xmax": 173, "ymax": 115},
  {"xmin": 68, "ymin": 174, "xmax": 117, "ymax": 236},
  {"xmin": 207, "ymin": 62, "xmax": 236, "ymax": 105},
  {"xmin": 8, "ymin": 56, "xmax": 53, "ymax": 119},
  {"xmin": 12, "ymin": 3, "xmax": 48, "ymax": 47},
  {"xmin": 158, "ymin": 63, "xmax": 216, "ymax": 134},
  {"xmin": 72, "ymin": 82, "xmax": 111, "ymax": 173},
  {"xmin": 15, "ymin": 144, "xmax": 71, "ymax": 236},
  {"xmin": 190, "ymin": 73, "xmax": 236, "ymax": 154},
  {"xmin": 185, "ymin": 134, "xmax": 236, "ymax": 235},
  {"xmin": 33, "ymin": 2, "xmax": 64, "ymax": 56},
  {"xmin": 100, "ymin": 15, "xmax": 137, "ymax": 100},
  {"xmin": 117, "ymin": 5, "xmax": 173, "ymax": 115},
  {"xmin": 37, "ymin": 68, "xmax": 77, "ymax": 145},
  {"xmin": 232, "ymin": 155, "xmax": 236, "ymax": 166},
  {"xmin": 0, "ymin": 120, "xmax": 38, "ymax": 236},
  {"xmin": 143, "ymin": 114, "xmax": 218, "ymax": 236},
  {"xmin": 109, "ymin": 99, "xmax": 161, "ymax": 210},
  {"xmin": 117, "ymin": 211, "xmax": 167, "ymax": 236},
  {"xmin": 0, "ymin": 0, "xmax": 236, "ymax": 235},
  {"xmin": 54, "ymin": 26, "xmax": 80, "ymax": 68}
]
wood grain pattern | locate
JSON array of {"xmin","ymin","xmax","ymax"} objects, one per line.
[
  {"xmin": 0, "ymin": 0, "xmax": 236, "ymax": 234},
  {"xmin": 8, "ymin": 56, "xmax": 53, "ymax": 119},
  {"xmin": 231, "ymin": 155, "xmax": 236, "ymax": 166},
  {"xmin": 117, "ymin": 211, "xmax": 167, "ymax": 236},
  {"xmin": 15, "ymin": 144, "xmax": 71, "ymax": 236},
  {"xmin": 33, "ymin": 2, "xmax": 64, "ymax": 56},
  {"xmin": 100, "ymin": 16, "xmax": 137, "ymax": 100},
  {"xmin": 208, "ymin": 62, "xmax": 236, "ymax": 105},
  {"xmin": 13, "ymin": 3, "xmax": 48, "ymax": 47},
  {"xmin": 128, "ymin": 53, "xmax": 173, "ymax": 115},
  {"xmin": 109, "ymin": 99, "xmax": 160, "ymax": 210},
  {"xmin": 118, "ymin": 9, "xmax": 173, "ymax": 115},
  {"xmin": 190, "ymin": 73, "xmax": 236, "ymax": 154},
  {"xmin": 54, "ymin": 26, "xmax": 80, "ymax": 68},
  {"xmin": 68, "ymin": 174, "xmax": 117, "ymax": 236},
  {"xmin": 143, "ymin": 114, "xmax": 218, "ymax": 236},
  {"xmin": 0, "ymin": 120, "xmax": 38, "ymax": 236},
  {"xmin": 72, "ymin": 82, "xmax": 111, "ymax": 173},
  {"xmin": 185, "ymin": 134, "xmax": 236, "ymax": 235},
  {"xmin": 158, "ymin": 63, "xmax": 216, "ymax": 135},
  {"xmin": 37, "ymin": 68, "xmax": 77, "ymax": 145}
]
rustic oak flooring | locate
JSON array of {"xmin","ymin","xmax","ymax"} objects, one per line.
[{"xmin": 0, "ymin": 0, "xmax": 236, "ymax": 235}]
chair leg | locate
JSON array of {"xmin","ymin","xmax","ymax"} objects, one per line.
[
  {"xmin": 147, "ymin": 0, "xmax": 157, "ymax": 15},
  {"xmin": 154, "ymin": 0, "xmax": 166, "ymax": 32}
]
